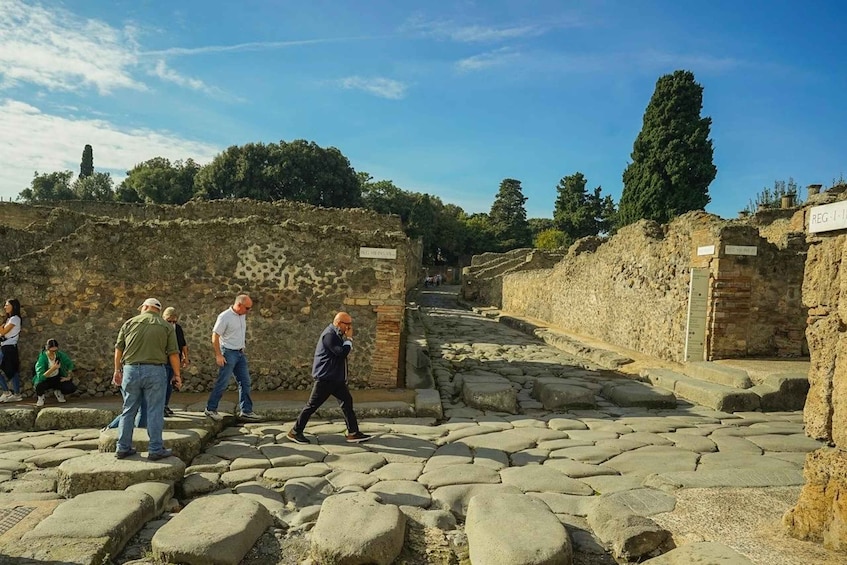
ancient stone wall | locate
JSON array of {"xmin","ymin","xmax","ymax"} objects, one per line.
[
  {"xmin": 784, "ymin": 188, "xmax": 847, "ymax": 549},
  {"xmin": 501, "ymin": 211, "xmax": 807, "ymax": 363},
  {"xmin": 0, "ymin": 201, "xmax": 416, "ymax": 397}
]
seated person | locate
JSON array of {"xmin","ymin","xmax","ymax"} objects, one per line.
[{"xmin": 34, "ymin": 338, "xmax": 76, "ymax": 406}]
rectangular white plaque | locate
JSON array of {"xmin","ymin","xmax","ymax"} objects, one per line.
[
  {"xmin": 809, "ymin": 201, "xmax": 847, "ymax": 233},
  {"xmin": 684, "ymin": 268, "xmax": 709, "ymax": 362},
  {"xmin": 725, "ymin": 245, "xmax": 758, "ymax": 256},
  {"xmin": 697, "ymin": 245, "xmax": 715, "ymax": 256},
  {"xmin": 359, "ymin": 247, "xmax": 397, "ymax": 260}
]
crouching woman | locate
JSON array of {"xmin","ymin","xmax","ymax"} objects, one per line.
[{"xmin": 34, "ymin": 338, "xmax": 76, "ymax": 406}]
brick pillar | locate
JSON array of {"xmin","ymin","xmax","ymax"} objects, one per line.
[
  {"xmin": 707, "ymin": 260, "xmax": 752, "ymax": 359},
  {"xmin": 369, "ymin": 304, "xmax": 404, "ymax": 387}
]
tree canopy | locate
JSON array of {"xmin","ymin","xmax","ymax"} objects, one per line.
[
  {"xmin": 617, "ymin": 70, "xmax": 716, "ymax": 228},
  {"xmin": 79, "ymin": 145, "xmax": 93, "ymax": 179},
  {"xmin": 489, "ymin": 178, "xmax": 531, "ymax": 251},
  {"xmin": 118, "ymin": 157, "xmax": 200, "ymax": 204},
  {"xmin": 553, "ymin": 173, "xmax": 616, "ymax": 246},
  {"xmin": 194, "ymin": 140, "xmax": 361, "ymax": 208},
  {"xmin": 18, "ymin": 171, "xmax": 75, "ymax": 202}
]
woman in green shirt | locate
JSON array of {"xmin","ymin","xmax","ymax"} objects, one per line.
[{"xmin": 34, "ymin": 338, "xmax": 76, "ymax": 406}]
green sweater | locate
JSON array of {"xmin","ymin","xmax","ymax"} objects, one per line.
[{"xmin": 33, "ymin": 350, "xmax": 75, "ymax": 386}]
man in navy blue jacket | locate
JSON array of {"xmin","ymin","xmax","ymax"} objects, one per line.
[{"xmin": 287, "ymin": 312, "xmax": 371, "ymax": 444}]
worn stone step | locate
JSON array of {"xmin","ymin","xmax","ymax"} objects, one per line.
[
  {"xmin": 683, "ymin": 361, "xmax": 753, "ymax": 389},
  {"xmin": 749, "ymin": 373, "xmax": 809, "ymax": 411},
  {"xmin": 600, "ymin": 381, "xmax": 677, "ymax": 409},
  {"xmin": 462, "ymin": 375, "xmax": 518, "ymax": 414},
  {"xmin": 642, "ymin": 368, "xmax": 760, "ymax": 413},
  {"xmin": 533, "ymin": 377, "xmax": 596, "ymax": 410}
]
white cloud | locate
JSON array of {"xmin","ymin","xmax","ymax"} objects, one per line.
[
  {"xmin": 339, "ymin": 76, "xmax": 407, "ymax": 100},
  {"xmin": 151, "ymin": 60, "xmax": 214, "ymax": 93},
  {"xmin": 0, "ymin": 0, "xmax": 144, "ymax": 94},
  {"xmin": 456, "ymin": 48, "xmax": 520, "ymax": 72},
  {"xmin": 142, "ymin": 36, "xmax": 372, "ymax": 57},
  {"xmin": 0, "ymin": 99, "xmax": 220, "ymax": 199},
  {"xmin": 404, "ymin": 16, "xmax": 549, "ymax": 43}
]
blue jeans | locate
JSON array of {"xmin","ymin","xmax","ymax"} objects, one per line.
[
  {"xmin": 206, "ymin": 348, "xmax": 253, "ymax": 414},
  {"xmin": 0, "ymin": 372, "xmax": 20, "ymax": 394},
  {"xmin": 117, "ymin": 364, "xmax": 167, "ymax": 454},
  {"xmin": 107, "ymin": 386, "xmax": 146, "ymax": 429}
]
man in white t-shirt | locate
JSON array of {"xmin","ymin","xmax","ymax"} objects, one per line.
[{"xmin": 204, "ymin": 294, "xmax": 260, "ymax": 421}]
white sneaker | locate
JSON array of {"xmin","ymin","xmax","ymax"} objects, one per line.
[
  {"xmin": 54, "ymin": 390, "xmax": 66, "ymax": 403},
  {"xmin": 4, "ymin": 393, "xmax": 22, "ymax": 402},
  {"xmin": 240, "ymin": 411, "xmax": 261, "ymax": 421},
  {"xmin": 36, "ymin": 395, "xmax": 45, "ymax": 407},
  {"xmin": 204, "ymin": 409, "xmax": 223, "ymax": 421}
]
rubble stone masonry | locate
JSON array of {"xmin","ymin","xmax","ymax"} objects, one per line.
[{"xmin": 0, "ymin": 200, "xmax": 419, "ymax": 397}]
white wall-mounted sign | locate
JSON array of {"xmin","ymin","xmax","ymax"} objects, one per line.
[
  {"xmin": 809, "ymin": 201, "xmax": 847, "ymax": 233},
  {"xmin": 359, "ymin": 247, "xmax": 397, "ymax": 260},
  {"xmin": 725, "ymin": 245, "xmax": 758, "ymax": 256},
  {"xmin": 697, "ymin": 245, "xmax": 715, "ymax": 256}
]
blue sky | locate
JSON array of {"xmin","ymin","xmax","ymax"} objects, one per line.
[{"xmin": 1, "ymin": 0, "xmax": 844, "ymax": 219}]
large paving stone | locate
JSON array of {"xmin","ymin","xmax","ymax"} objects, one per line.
[
  {"xmin": 466, "ymin": 492, "xmax": 572, "ymax": 565},
  {"xmin": 644, "ymin": 468, "xmax": 804, "ymax": 490},
  {"xmin": 500, "ymin": 465, "xmax": 594, "ymax": 495},
  {"xmin": 431, "ymin": 483, "xmax": 524, "ymax": 519},
  {"xmin": 602, "ymin": 446, "xmax": 699, "ymax": 477},
  {"xmin": 57, "ymin": 452, "xmax": 186, "ymax": 497},
  {"xmin": 418, "ymin": 463, "xmax": 501, "ymax": 488},
  {"xmin": 311, "ymin": 492, "xmax": 405, "ymax": 565},
  {"xmin": 99, "ymin": 428, "xmax": 203, "ymax": 463},
  {"xmin": 282, "ymin": 476, "xmax": 334, "ymax": 508},
  {"xmin": 457, "ymin": 427, "xmax": 567, "ymax": 453},
  {"xmin": 152, "ymin": 493, "xmax": 272, "ymax": 565},
  {"xmin": 9, "ymin": 489, "xmax": 156, "ymax": 564},
  {"xmin": 367, "ymin": 480, "xmax": 432, "ymax": 507}
]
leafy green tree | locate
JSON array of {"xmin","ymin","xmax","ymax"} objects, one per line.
[
  {"xmin": 461, "ymin": 213, "xmax": 497, "ymax": 257},
  {"xmin": 489, "ymin": 178, "xmax": 531, "ymax": 251},
  {"xmin": 72, "ymin": 171, "xmax": 114, "ymax": 201},
  {"xmin": 618, "ymin": 70, "xmax": 716, "ymax": 228},
  {"xmin": 528, "ymin": 218, "xmax": 555, "ymax": 240},
  {"xmin": 118, "ymin": 157, "xmax": 200, "ymax": 204},
  {"xmin": 534, "ymin": 228, "xmax": 566, "ymax": 250},
  {"xmin": 80, "ymin": 145, "xmax": 94, "ymax": 179},
  {"xmin": 194, "ymin": 140, "xmax": 361, "ymax": 208},
  {"xmin": 18, "ymin": 170, "xmax": 75, "ymax": 202}
]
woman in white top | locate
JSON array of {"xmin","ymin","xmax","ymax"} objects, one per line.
[{"xmin": 0, "ymin": 298, "xmax": 23, "ymax": 402}]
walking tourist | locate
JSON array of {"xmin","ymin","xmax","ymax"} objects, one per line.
[
  {"xmin": 162, "ymin": 306, "xmax": 190, "ymax": 416},
  {"xmin": 113, "ymin": 298, "xmax": 181, "ymax": 460},
  {"xmin": 287, "ymin": 311, "xmax": 371, "ymax": 444},
  {"xmin": 204, "ymin": 294, "xmax": 260, "ymax": 422}
]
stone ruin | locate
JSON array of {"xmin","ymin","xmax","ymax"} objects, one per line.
[{"xmin": 0, "ymin": 199, "xmax": 421, "ymax": 397}]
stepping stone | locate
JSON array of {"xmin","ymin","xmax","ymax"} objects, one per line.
[
  {"xmin": 533, "ymin": 378, "xmax": 596, "ymax": 410},
  {"xmin": 57, "ymin": 453, "xmax": 185, "ymax": 497},
  {"xmin": 152, "ymin": 493, "xmax": 272, "ymax": 565},
  {"xmin": 311, "ymin": 492, "xmax": 405, "ymax": 565},
  {"xmin": 99, "ymin": 428, "xmax": 203, "ymax": 463},
  {"xmin": 466, "ymin": 493, "xmax": 572, "ymax": 565},
  {"xmin": 601, "ymin": 381, "xmax": 677, "ymax": 409},
  {"xmin": 34, "ymin": 407, "xmax": 115, "ymax": 431},
  {"xmin": 462, "ymin": 375, "xmax": 518, "ymax": 414}
]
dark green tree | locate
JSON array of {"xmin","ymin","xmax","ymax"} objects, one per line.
[
  {"xmin": 79, "ymin": 144, "xmax": 94, "ymax": 179},
  {"xmin": 194, "ymin": 140, "xmax": 361, "ymax": 208},
  {"xmin": 118, "ymin": 157, "xmax": 200, "ymax": 204},
  {"xmin": 489, "ymin": 178, "xmax": 531, "ymax": 251},
  {"xmin": 72, "ymin": 171, "xmax": 114, "ymax": 201},
  {"xmin": 18, "ymin": 170, "xmax": 75, "ymax": 202},
  {"xmin": 618, "ymin": 70, "xmax": 716, "ymax": 228},
  {"xmin": 554, "ymin": 173, "xmax": 617, "ymax": 245},
  {"xmin": 460, "ymin": 213, "xmax": 497, "ymax": 257}
]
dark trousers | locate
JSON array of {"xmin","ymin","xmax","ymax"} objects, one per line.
[
  {"xmin": 294, "ymin": 379, "xmax": 359, "ymax": 434},
  {"xmin": 35, "ymin": 375, "xmax": 77, "ymax": 396}
]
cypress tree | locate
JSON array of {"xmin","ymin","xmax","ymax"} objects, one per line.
[
  {"xmin": 80, "ymin": 144, "xmax": 94, "ymax": 179},
  {"xmin": 618, "ymin": 70, "xmax": 716, "ymax": 227}
]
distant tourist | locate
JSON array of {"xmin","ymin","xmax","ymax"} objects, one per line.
[
  {"xmin": 113, "ymin": 298, "xmax": 181, "ymax": 460},
  {"xmin": 0, "ymin": 299, "xmax": 23, "ymax": 403},
  {"xmin": 204, "ymin": 294, "xmax": 260, "ymax": 422},
  {"xmin": 287, "ymin": 311, "xmax": 371, "ymax": 444},
  {"xmin": 33, "ymin": 338, "xmax": 76, "ymax": 406},
  {"xmin": 162, "ymin": 306, "xmax": 190, "ymax": 416}
]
